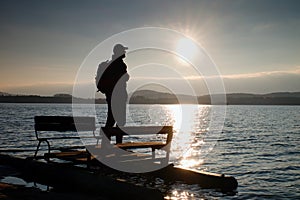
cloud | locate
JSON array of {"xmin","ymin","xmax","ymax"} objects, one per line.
[
  {"xmin": 131, "ymin": 67, "xmax": 300, "ymax": 80},
  {"xmin": 2, "ymin": 67, "xmax": 300, "ymax": 96},
  {"xmin": 124, "ymin": 67, "xmax": 300, "ymax": 94},
  {"xmin": 223, "ymin": 73, "xmax": 300, "ymax": 94},
  {"xmin": 221, "ymin": 67, "xmax": 300, "ymax": 79}
]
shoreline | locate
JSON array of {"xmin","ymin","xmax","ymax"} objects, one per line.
[{"xmin": 1, "ymin": 91, "xmax": 300, "ymax": 105}]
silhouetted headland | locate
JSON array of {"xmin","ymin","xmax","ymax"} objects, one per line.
[{"xmin": 0, "ymin": 91, "xmax": 300, "ymax": 105}]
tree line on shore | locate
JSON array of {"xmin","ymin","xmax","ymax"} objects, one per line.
[{"xmin": 0, "ymin": 90, "xmax": 300, "ymax": 105}]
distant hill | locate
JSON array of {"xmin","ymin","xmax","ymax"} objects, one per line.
[
  {"xmin": 0, "ymin": 92, "xmax": 105, "ymax": 104},
  {"xmin": 129, "ymin": 90, "xmax": 300, "ymax": 105},
  {"xmin": 221, "ymin": 92, "xmax": 300, "ymax": 105},
  {"xmin": 0, "ymin": 92, "xmax": 13, "ymax": 96},
  {"xmin": 0, "ymin": 91, "xmax": 300, "ymax": 105},
  {"xmin": 129, "ymin": 90, "xmax": 198, "ymax": 104},
  {"xmin": 129, "ymin": 90, "xmax": 179, "ymax": 104},
  {"xmin": 53, "ymin": 93, "xmax": 73, "ymax": 98}
]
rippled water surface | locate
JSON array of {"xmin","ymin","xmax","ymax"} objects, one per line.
[{"xmin": 0, "ymin": 103, "xmax": 299, "ymax": 199}]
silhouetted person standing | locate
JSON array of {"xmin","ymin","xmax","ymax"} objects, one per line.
[{"xmin": 101, "ymin": 44, "xmax": 129, "ymax": 127}]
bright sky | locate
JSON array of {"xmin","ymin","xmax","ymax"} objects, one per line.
[{"xmin": 0, "ymin": 0, "xmax": 300, "ymax": 96}]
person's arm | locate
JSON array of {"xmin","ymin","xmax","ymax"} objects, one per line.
[
  {"xmin": 119, "ymin": 62, "xmax": 129, "ymax": 81},
  {"xmin": 124, "ymin": 72, "xmax": 130, "ymax": 81}
]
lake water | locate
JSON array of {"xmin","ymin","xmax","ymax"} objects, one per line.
[{"xmin": 0, "ymin": 103, "xmax": 299, "ymax": 199}]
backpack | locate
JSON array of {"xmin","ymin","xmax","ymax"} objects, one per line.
[{"xmin": 95, "ymin": 60, "xmax": 110, "ymax": 93}]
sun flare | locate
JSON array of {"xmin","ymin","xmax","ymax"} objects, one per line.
[{"xmin": 176, "ymin": 38, "xmax": 198, "ymax": 64}]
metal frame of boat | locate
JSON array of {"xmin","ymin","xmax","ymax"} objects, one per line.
[{"xmin": 1, "ymin": 115, "xmax": 238, "ymax": 197}]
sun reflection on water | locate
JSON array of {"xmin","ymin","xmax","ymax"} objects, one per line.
[
  {"xmin": 179, "ymin": 158, "xmax": 204, "ymax": 169},
  {"xmin": 162, "ymin": 105, "xmax": 212, "ymax": 169},
  {"xmin": 165, "ymin": 190, "xmax": 196, "ymax": 200}
]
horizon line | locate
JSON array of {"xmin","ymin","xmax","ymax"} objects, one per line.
[{"xmin": 1, "ymin": 90, "xmax": 300, "ymax": 98}]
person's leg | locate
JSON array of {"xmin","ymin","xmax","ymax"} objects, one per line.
[
  {"xmin": 105, "ymin": 94, "xmax": 115, "ymax": 127},
  {"xmin": 114, "ymin": 89, "xmax": 127, "ymax": 127}
]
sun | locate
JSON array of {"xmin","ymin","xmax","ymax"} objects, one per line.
[{"xmin": 176, "ymin": 38, "xmax": 198, "ymax": 64}]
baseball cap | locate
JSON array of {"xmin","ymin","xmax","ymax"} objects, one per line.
[{"xmin": 113, "ymin": 44, "xmax": 128, "ymax": 54}]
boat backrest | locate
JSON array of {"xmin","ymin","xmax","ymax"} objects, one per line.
[
  {"xmin": 34, "ymin": 116, "xmax": 96, "ymax": 132},
  {"xmin": 34, "ymin": 116, "xmax": 96, "ymax": 139}
]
